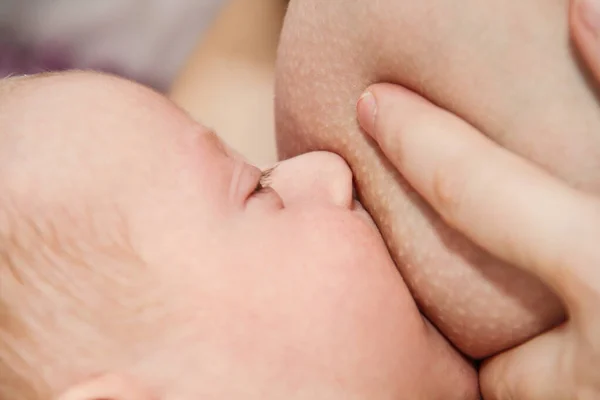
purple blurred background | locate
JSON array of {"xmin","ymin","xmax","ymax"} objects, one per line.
[{"xmin": 0, "ymin": 0, "xmax": 224, "ymax": 91}]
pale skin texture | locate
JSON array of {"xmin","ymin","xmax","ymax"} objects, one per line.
[
  {"xmin": 275, "ymin": 0, "xmax": 600, "ymax": 358},
  {"xmin": 0, "ymin": 72, "xmax": 478, "ymax": 399},
  {"xmin": 356, "ymin": 3, "xmax": 600, "ymax": 398}
]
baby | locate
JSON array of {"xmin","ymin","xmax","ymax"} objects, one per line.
[{"xmin": 0, "ymin": 71, "xmax": 478, "ymax": 399}]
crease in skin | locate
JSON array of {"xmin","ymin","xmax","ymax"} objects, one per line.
[
  {"xmin": 228, "ymin": 158, "xmax": 246, "ymax": 204},
  {"xmin": 274, "ymin": 0, "xmax": 600, "ymax": 363}
]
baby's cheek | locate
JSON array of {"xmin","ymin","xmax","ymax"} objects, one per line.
[
  {"xmin": 252, "ymin": 250, "xmax": 476, "ymax": 398},
  {"xmin": 211, "ymin": 213, "xmax": 478, "ymax": 398}
]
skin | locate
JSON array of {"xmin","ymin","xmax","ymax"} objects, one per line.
[
  {"xmin": 358, "ymin": 4, "xmax": 600, "ymax": 397},
  {"xmin": 0, "ymin": 72, "xmax": 477, "ymax": 399},
  {"xmin": 170, "ymin": 0, "xmax": 285, "ymax": 165},
  {"xmin": 275, "ymin": 0, "xmax": 600, "ymax": 358},
  {"xmin": 359, "ymin": 83, "xmax": 600, "ymax": 399}
]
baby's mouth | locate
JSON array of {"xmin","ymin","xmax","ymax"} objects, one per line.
[
  {"xmin": 350, "ymin": 184, "xmax": 376, "ymax": 227},
  {"xmin": 352, "ymin": 184, "xmax": 358, "ymax": 200},
  {"xmin": 351, "ymin": 198, "xmax": 379, "ymax": 230}
]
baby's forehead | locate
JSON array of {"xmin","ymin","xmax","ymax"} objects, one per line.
[
  {"xmin": 0, "ymin": 72, "xmax": 197, "ymax": 195},
  {"xmin": 0, "ymin": 71, "xmax": 185, "ymax": 141}
]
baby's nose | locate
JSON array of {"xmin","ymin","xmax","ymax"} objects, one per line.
[{"xmin": 270, "ymin": 152, "xmax": 354, "ymax": 208}]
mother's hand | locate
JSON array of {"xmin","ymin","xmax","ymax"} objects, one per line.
[{"xmin": 355, "ymin": 2, "xmax": 600, "ymax": 398}]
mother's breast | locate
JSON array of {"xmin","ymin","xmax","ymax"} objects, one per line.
[{"xmin": 275, "ymin": 0, "xmax": 600, "ymax": 358}]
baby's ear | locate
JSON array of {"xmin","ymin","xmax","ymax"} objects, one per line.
[{"xmin": 57, "ymin": 373, "xmax": 157, "ymax": 400}]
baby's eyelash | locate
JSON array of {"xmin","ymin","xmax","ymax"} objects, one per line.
[{"xmin": 253, "ymin": 165, "xmax": 278, "ymax": 194}]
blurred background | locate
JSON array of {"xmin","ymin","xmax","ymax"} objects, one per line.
[{"xmin": 0, "ymin": 0, "xmax": 225, "ymax": 91}]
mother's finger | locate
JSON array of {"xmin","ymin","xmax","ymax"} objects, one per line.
[
  {"xmin": 357, "ymin": 83, "xmax": 600, "ymax": 314},
  {"xmin": 571, "ymin": 0, "xmax": 600, "ymax": 83},
  {"xmin": 480, "ymin": 324, "xmax": 571, "ymax": 400}
]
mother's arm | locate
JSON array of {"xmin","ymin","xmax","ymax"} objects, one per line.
[{"xmin": 170, "ymin": 0, "xmax": 287, "ymax": 165}]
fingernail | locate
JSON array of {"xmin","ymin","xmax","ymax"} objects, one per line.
[
  {"xmin": 357, "ymin": 90, "xmax": 377, "ymax": 137},
  {"xmin": 578, "ymin": 0, "xmax": 600, "ymax": 37}
]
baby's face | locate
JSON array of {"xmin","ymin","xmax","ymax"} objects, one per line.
[{"xmin": 0, "ymin": 72, "xmax": 476, "ymax": 398}]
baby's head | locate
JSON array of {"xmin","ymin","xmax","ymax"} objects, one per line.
[{"xmin": 0, "ymin": 72, "xmax": 477, "ymax": 399}]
